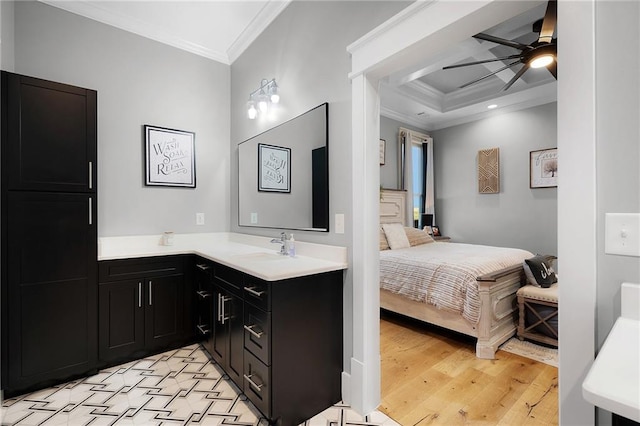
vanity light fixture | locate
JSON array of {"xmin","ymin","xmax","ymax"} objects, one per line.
[{"xmin": 247, "ymin": 78, "xmax": 279, "ymax": 119}]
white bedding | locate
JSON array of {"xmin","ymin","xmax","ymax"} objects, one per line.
[{"xmin": 380, "ymin": 242, "xmax": 533, "ymax": 324}]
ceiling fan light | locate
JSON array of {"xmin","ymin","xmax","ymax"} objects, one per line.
[{"xmin": 530, "ymin": 54, "xmax": 554, "ymax": 69}]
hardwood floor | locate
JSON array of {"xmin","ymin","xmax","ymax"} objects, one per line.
[{"xmin": 379, "ymin": 312, "xmax": 558, "ymax": 425}]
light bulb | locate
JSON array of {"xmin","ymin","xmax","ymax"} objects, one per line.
[
  {"xmin": 269, "ymin": 83, "xmax": 279, "ymax": 104},
  {"xmin": 258, "ymin": 92, "xmax": 269, "ymax": 113},
  {"xmin": 530, "ymin": 54, "xmax": 554, "ymax": 69},
  {"xmin": 270, "ymin": 93, "xmax": 280, "ymax": 104},
  {"xmin": 247, "ymin": 100, "xmax": 257, "ymax": 119}
]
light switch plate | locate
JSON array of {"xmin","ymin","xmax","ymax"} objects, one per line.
[
  {"xmin": 335, "ymin": 214, "xmax": 345, "ymax": 234},
  {"xmin": 605, "ymin": 213, "xmax": 640, "ymax": 257}
]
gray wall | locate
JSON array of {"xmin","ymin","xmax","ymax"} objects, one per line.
[
  {"xmin": 12, "ymin": 1, "xmax": 230, "ymax": 237},
  {"xmin": 595, "ymin": 2, "xmax": 640, "ymax": 424},
  {"xmin": 230, "ymin": 0, "xmax": 409, "ymax": 378},
  {"xmin": 379, "ymin": 115, "xmax": 429, "ymax": 190},
  {"xmin": 431, "ymin": 102, "xmax": 557, "ymax": 256}
]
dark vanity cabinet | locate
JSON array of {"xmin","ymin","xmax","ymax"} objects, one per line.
[
  {"xmin": 1, "ymin": 72, "xmax": 98, "ymax": 397},
  {"xmin": 192, "ymin": 256, "xmax": 343, "ymax": 425},
  {"xmin": 98, "ymin": 256, "xmax": 186, "ymax": 365}
]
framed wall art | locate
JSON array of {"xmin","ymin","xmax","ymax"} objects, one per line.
[
  {"xmin": 379, "ymin": 139, "xmax": 386, "ymax": 165},
  {"xmin": 144, "ymin": 125, "xmax": 196, "ymax": 188},
  {"xmin": 530, "ymin": 148, "xmax": 558, "ymax": 188},
  {"xmin": 258, "ymin": 143, "xmax": 291, "ymax": 193}
]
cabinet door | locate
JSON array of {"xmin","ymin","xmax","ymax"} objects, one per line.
[
  {"xmin": 211, "ymin": 285, "xmax": 243, "ymax": 387},
  {"xmin": 6, "ymin": 192, "xmax": 97, "ymax": 391},
  {"xmin": 1, "ymin": 71, "xmax": 97, "ymax": 193},
  {"xmin": 210, "ymin": 286, "xmax": 228, "ymax": 367},
  {"xmin": 145, "ymin": 274, "xmax": 184, "ymax": 351},
  {"xmin": 99, "ymin": 280, "xmax": 145, "ymax": 363}
]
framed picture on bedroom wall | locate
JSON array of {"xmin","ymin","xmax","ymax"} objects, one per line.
[
  {"xmin": 530, "ymin": 148, "xmax": 558, "ymax": 188},
  {"xmin": 379, "ymin": 139, "xmax": 386, "ymax": 165}
]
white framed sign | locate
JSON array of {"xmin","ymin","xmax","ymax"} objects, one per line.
[
  {"xmin": 144, "ymin": 125, "xmax": 196, "ymax": 188},
  {"xmin": 258, "ymin": 143, "xmax": 290, "ymax": 193},
  {"xmin": 530, "ymin": 148, "xmax": 558, "ymax": 188}
]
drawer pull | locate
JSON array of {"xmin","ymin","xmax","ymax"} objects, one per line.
[
  {"xmin": 244, "ymin": 286, "xmax": 266, "ymax": 297},
  {"xmin": 243, "ymin": 324, "xmax": 264, "ymax": 339},
  {"xmin": 196, "ymin": 290, "xmax": 211, "ymax": 299},
  {"xmin": 243, "ymin": 374, "xmax": 264, "ymax": 392},
  {"xmin": 196, "ymin": 263, "xmax": 210, "ymax": 271},
  {"xmin": 196, "ymin": 324, "xmax": 210, "ymax": 335}
]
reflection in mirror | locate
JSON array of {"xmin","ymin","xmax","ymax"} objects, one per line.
[{"xmin": 238, "ymin": 103, "xmax": 329, "ymax": 232}]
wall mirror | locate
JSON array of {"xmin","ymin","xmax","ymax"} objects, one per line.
[{"xmin": 238, "ymin": 103, "xmax": 329, "ymax": 232}]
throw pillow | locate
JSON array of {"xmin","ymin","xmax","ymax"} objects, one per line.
[
  {"xmin": 379, "ymin": 228, "xmax": 390, "ymax": 251},
  {"xmin": 382, "ymin": 223, "xmax": 410, "ymax": 250},
  {"xmin": 404, "ymin": 226, "xmax": 435, "ymax": 246},
  {"xmin": 523, "ymin": 255, "xmax": 558, "ymax": 288}
]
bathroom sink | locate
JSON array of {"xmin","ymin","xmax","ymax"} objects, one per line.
[{"xmin": 230, "ymin": 252, "xmax": 289, "ymax": 262}]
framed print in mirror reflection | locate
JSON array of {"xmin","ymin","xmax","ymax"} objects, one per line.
[{"xmin": 258, "ymin": 143, "xmax": 291, "ymax": 193}]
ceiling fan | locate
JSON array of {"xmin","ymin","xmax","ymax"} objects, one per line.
[{"xmin": 443, "ymin": 0, "xmax": 557, "ymax": 91}]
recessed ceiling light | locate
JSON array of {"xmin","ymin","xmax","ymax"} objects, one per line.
[{"xmin": 487, "ymin": 104, "xmax": 498, "ymax": 109}]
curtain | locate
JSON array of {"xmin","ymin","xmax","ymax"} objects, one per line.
[
  {"xmin": 423, "ymin": 137, "xmax": 435, "ymax": 225},
  {"xmin": 399, "ymin": 129, "xmax": 414, "ymax": 225}
]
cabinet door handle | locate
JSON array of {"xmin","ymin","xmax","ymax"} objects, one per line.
[
  {"xmin": 244, "ymin": 286, "xmax": 265, "ymax": 297},
  {"xmin": 196, "ymin": 290, "xmax": 211, "ymax": 299},
  {"xmin": 243, "ymin": 324, "xmax": 264, "ymax": 339},
  {"xmin": 88, "ymin": 161, "xmax": 93, "ymax": 190},
  {"xmin": 217, "ymin": 293, "xmax": 222, "ymax": 322},
  {"xmin": 138, "ymin": 282, "xmax": 142, "ymax": 308},
  {"xmin": 196, "ymin": 263, "xmax": 210, "ymax": 271},
  {"xmin": 148, "ymin": 281, "xmax": 152, "ymax": 306},
  {"xmin": 88, "ymin": 198, "xmax": 92, "ymax": 225},
  {"xmin": 220, "ymin": 296, "xmax": 231, "ymax": 325},
  {"xmin": 243, "ymin": 374, "xmax": 264, "ymax": 392}
]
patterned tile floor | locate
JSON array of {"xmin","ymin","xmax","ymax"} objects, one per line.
[{"xmin": 1, "ymin": 344, "xmax": 399, "ymax": 426}]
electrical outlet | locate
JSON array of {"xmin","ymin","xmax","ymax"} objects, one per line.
[
  {"xmin": 196, "ymin": 213, "xmax": 205, "ymax": 225},
  {"xmin": 251, "ymin": 213, "xmax": 258, "ymax": 224}
]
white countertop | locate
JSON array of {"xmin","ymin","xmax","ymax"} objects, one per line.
[
  {"xmin": 98, "ymin": 232, "xmax": 348, "ymax": 282},
  {"xmin": 583, "ymin": 282, "xmax": 640, "ymax": 422}
]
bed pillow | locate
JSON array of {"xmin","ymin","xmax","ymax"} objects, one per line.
[
  {"xmin": 382, "ymin": 223, "xmax": 410, "ymax": 250},
  {"xmin": 404, "ymin": 226, "xmax": 435, "ymax": 246},
  {"xmin": 523, "ymin": 255, "xmax": 557, "ymax": 288},
  {"xmin": 379, "ymin": 228, "xmax": 390, "ymax": 251}
]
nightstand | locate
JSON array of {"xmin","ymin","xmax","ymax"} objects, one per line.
[{"xmin": 433, "ymin": 236, "xmax": 451, "ymax": 242}]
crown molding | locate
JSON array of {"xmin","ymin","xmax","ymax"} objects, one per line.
[
  {"xmin": 380, "ymin": 105, "xmax": 431, "ymax": 130},
  {"xmin": 227, "ymin": 1, "xmax": 291, "ymax": 64}
]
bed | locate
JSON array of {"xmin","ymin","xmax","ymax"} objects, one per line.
[{"xmin": 379, "ymin": 224, "xmax": 533, "ymax": 359}]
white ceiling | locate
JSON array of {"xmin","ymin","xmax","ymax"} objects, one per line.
[
  {"xmin": 41, "ymin": 0, "xmax": 556, "ymax": 131},
  {"xmin": 381, "ymin": 1, "xmax": 557, "ymax": 131}
]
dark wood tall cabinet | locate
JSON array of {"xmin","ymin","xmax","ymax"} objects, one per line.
[{"xmin": 1, "ymin": 71, "xmax": 98, "ymax": 397}]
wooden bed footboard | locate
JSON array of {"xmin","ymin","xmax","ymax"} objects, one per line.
[{"xmin": 380, "ymin": 263, "xmax": 526, "ymax": 359}]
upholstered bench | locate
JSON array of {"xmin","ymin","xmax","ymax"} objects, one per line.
[{"xmin": 516, "ymin": 283, "xmax": 558, "ymax": 347}]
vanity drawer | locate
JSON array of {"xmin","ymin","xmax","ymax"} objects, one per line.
[
  {"xmin": 214, "ymin": 263, "xmax": 243, "ymax": 292},
  {"xmin": 243, "ymin": 350, "xmax": 271, "ymax": 418},
  {"xmin": 244, "ymin": 304, "xmax": 270, "ymax": 365},
  {"xmin": 99, "ymin": 256, "xmax": 184, "ymax": 282},
  {"xmin": 243, "ymin": 277, "xmax": 270, "ymax": 311}
]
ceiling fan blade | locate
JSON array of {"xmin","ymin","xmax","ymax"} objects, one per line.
[
  {"xmin": 538, "ymin": 0, "xmax": 557, "ymax": 44},
  {"xmin": 547, "ymin": 61, "xmax": 557, "ymax": 79},
  {"xmin": 474, "ymin": 33, "xmax": 530, "ymax": 50},
  {"xmin": 501, "ymin": 64, "xmax": 530, "ymax": 91},
  {"xmin": 443, "ymin": 54, "xmax": 522, "ymax": 70},
  {"xmin": 459, "ymin": 60, "xmax": 522, "ymax": 89}
]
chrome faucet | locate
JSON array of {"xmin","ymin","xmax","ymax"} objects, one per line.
[{"xmin": 270, "ymin": 232, "xmax": 287, "ymax": 255}]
